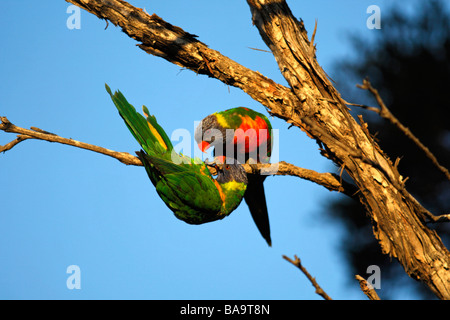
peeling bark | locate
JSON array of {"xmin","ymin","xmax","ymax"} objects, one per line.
[
  {"xmin": 247, "ymin": 0, "xmax": 450, "ymax": 299},
  {"xmin": 65, "ymin": 0, "xmax": 450, "ymax": 299}
]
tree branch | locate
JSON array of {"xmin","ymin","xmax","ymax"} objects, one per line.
[
  {"xmin": 57, "ymin": 0, "xmax": 450, "ymax": 299},
  {"xmin": 282, "ymin": 254, "xmax": 332, "ymax": 300},
  {"xmin": 1, "ymin": 116, "xmax": 358, "ymax": 197},
  {"xmin": 0, "ymin": 134, "xmax": 31, "ymax": 153},
  {"xmin": 246, "ymin": 0, "xmax": 450, "ymax": 299},
  {"xmin": 0, "ymin": 116, "xmax": 141, "ymax": 166},
  {"xmin": 265, "ymin": 161, "xmax": 359, "ymax": 197},
  {"xmin": 355, "ymin": 275, "xmax": 381, "ymax": 300},
  {"xmin": 65, "ymin": 0, "xmax": 301, "ymax": 127},
  {"xmin": 356, "ymin": 78, "xmax": 450, "ymax": 181}
]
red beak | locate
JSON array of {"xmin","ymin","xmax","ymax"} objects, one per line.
[{"xmin": 198, "ymin": 141, "xmax": 211, "ymax": 152}]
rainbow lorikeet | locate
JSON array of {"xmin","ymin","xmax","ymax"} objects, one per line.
[
  {"xmin": 106, "ymin": 85, "xmax": 248, "ymax": 224},
  {"xmin": 195, "ymin": 107, "xmax": 273, "ymax": 246}
]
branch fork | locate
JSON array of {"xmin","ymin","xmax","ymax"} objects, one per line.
[{"xmin": 2, "ymin": 0, "xmax": 449, "ymax": 299}]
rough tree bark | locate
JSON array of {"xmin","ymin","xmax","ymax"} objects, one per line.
[{"xmin": 64, "ymin": 0, "xmax": 450, "ymax": 299}]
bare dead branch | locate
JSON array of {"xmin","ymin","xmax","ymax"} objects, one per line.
[
  {"xmin": 0, "ymin": 116, "xmax": 141, "ymax": 166},
  {"xmin": 0, "ymin": 135, "xmax": 31, "ymax": 153},
  {"xmin": 355, "ymin": 275, "xmax": 381, "ymax": 300},
  {"xmin": 1, "ymin": 116, "xmax": 357, "ymax": 197},
  {"xmin": 356, "ymin": 78, "xmax": 450, "ymax": 181},
  {"xmin": 65, "ymin": 0, "xmax": 300, "ymax": 124},
  {"xmin": 268, "ymin": 161, "xmax": 359, "ymax": 197},
  {"xmin": 282, "ymin": 254, "xmax": 332, "ymax": 300},
  {"xmin": 309, "ymin": 19, "xmax": 318, "ymax": 59},
  {"xmin": 53, "ymin": 0, "xmax": 450, "ymax": 299},
  {"xmin": 246, "ymin": 0, "xmax": 450, "ymax": 299},
  {"xmin": 247, "ymin": 47, "xmax": 271, "ymax": 53},
  {"xmin": 425, "ymin": 212, "xmax": 450, "ymax": 224}
]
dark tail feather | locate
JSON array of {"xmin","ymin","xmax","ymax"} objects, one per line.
[{"xmin": 244, "ymin": 174, "xmax": 271, "ymax": 246}]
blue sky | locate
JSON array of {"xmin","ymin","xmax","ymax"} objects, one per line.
[{"xmin": 0, "ymin": 1, "xmax": 425, "ymax": 300}]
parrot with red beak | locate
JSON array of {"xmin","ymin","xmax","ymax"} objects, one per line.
[
  {"xmin": 195, "ymin": 107, "xmax": 273, "ymax": 246},
  {"xmin": 106, "ymin": 85, "xmax": 249, "ymax": 225}
]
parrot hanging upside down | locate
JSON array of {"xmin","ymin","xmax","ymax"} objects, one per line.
[
  {"xmin": 195, "ymin": 107, "xmax": 273, "ymax": 246},
  {"xmin": 106, "ymin": 84, "xmax": 248, "ymax": 225}
]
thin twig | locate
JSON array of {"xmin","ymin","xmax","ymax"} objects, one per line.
[
  {"xmin": 247, "ymin": 47, "xmax": 271, "ymax": 53},
  {"xmin": 0, "ymin": 134, "xmax": 31, "ymax": 153},
  {"xmin": 356, "ymin": 79, "xmax": 450, "ymax": 181},
  {"xmin": 309, "ymin": 19, "xmax": 318, "ymax": 58},
  {"xmin": 282, "ymin": 254, "xmax": 332, "ymax": 300},
  {"xmin": 423, "ymin": 212, "xmax": 450, "ymax": 223},
  {"xmin": 355, "ymin": 275, "xmax": 381, "ymax": 300}
]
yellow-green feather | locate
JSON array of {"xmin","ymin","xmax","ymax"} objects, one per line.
[{"xmin": 106, "ymin": 84, "xmax": 247, "ymax": 225}]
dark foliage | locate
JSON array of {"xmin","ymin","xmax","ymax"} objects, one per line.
[{"xmin": 329, "ymin": 0, "xmax": 450, "ymax": 299}]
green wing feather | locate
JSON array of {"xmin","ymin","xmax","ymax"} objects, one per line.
[
  {"xmin": 106, "ymin": 84, "xmax": 246, "ymax": 224},
  {"xmin": 106, "ymin": 84, "xmax": 156, "ymax": 155}
]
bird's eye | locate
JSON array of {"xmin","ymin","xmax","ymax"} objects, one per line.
[{"xmin": 225, "ymin": 164, "xmax": 230, "ymax": 170}]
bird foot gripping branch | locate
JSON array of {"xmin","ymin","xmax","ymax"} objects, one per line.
[
  {"xmin": 106, "ymin": 84, "xmax": 274, "ymax": 246},
  {"xmin": 195, "ymin": 107, "xmax": 274, "ymax": 246},
  {"xmin": 106, "ymin": 84, "xmax": 250, "ymax": 227}
]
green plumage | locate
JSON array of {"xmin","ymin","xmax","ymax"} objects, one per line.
[
  {"xmin": 214, "ymin": 107, "xmax": 272, "ymax": 132},
  {"xmin": 106, "ymin": 84, "xmax": 247, "ymax": 224},
  {"xmin": 195, "ymin": 107, "xmax": 273, "ymax": 246}
]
